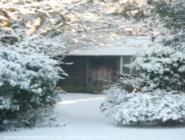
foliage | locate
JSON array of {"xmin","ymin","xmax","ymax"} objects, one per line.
[
  {"xmin": 0, "ymin": 0, "xmax": 77, "ymax": 55},
  {"xmin": 100, "ymin": 86, "xmax": 185, "ymax": 126},
  {"xmin": 118, "ymin": 75, "xmax": 145, "ymax": 92},
  {"xmin": 128, "ymin": 0, "xmax": 185, "ymax": 91},
  {"xmin": 0, "ymin": 47, "xmax": 61, "ymax": 130},
  {"xmin": 101, "ymin": 0, "xmax": 185, "ymax": 127},
  {"xmin": 114, "ymin": 1, "xmax": 153, "ymax": 20},
  {"xmin": 134, "ymin": 45, "xmax": 185, "ymax": 91}
]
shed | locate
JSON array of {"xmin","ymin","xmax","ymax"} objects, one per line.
[{"xmin": 58, "ymin": 36, "xmax": 151, "ymax": 93}]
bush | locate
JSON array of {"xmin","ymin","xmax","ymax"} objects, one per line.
[
  {"xmin": 118, "ymin": 75, "xmax": 145, "ymax": 92},
  {"xmin": 0, "ymin": 47, "xmax": 61, "ymax": 130},
  {"xmin": 134, "ymin": 46, "xmax": 185, "ymax": 92},
  {"xmin": 100, "ymin": 86, "xmax": 185, "ymax": 126}
]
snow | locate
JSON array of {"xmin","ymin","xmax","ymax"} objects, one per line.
[
  {"xmin": 67, "ymin": 36, "xmax": 151, "ymax": 56},
  {"xmin": 1, "ymin": 93, "xmax": 185, "ymax": 140},
  {"xmin": 68, "ymin": 46, "xmax": 138, "ymax": 56}
]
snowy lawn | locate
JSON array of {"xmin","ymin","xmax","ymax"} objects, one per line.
[{"xmin": 1, "ymin": 93, "xmax": 185, "ymax": 140}]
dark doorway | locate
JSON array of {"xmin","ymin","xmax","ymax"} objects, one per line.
[{"xmin": 59, "ymin": 56, "xmax": 119, "ymax": 93}]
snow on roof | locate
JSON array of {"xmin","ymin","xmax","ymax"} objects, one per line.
[
  {"xmin": 68, "ymin": 46, "xmax": 137, "ymax": 56},
  {"xmin": 67, "ymin": 36, "xmax": 152, "ymax": 56}
]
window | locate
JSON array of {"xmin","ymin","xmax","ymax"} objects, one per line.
[{"xmin": 120, "ymin": 56, "xmax": 137, "ymax": 75}]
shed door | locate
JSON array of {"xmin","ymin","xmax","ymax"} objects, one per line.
[{"xmin": 88, "ymin": 57, "xmax": 118, "ymax": 93}]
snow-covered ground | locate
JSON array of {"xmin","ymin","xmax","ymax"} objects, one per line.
[{"xmin": 1, "ymin": 93, "xmax": 185, "ymax": 140}]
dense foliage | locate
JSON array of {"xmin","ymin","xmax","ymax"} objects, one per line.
[
  {"xmin": 134, "ymin": 46, "xmax": 185, "ymax": 91},
  {"xmin": 101, "ymin": 0, "xmax": 185, "ymax": 126},
  {"xmin": 131, "ymin": 0, "xmax": 185, "ymax": 91},
  {"xmin": 0, "ymin": 47, "xmax": 61, "ymax": 130},
  {"xmin": 0, "ymin": 0, "xmax": 70, "ymax": 130},
  {"xmin": 101, "ymin": 87, "xmax": 185, "ymax": 126}
]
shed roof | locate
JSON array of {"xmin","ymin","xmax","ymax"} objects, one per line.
[
  {"xmin": 67, "ymin": 36, "xmax": 152, "ymax": 56},
  {"xmin": 68, "ymin": 46, "xmax": 138, "ymax": 56}
]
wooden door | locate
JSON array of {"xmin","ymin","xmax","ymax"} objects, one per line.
[{"xmin": 88, "ymin": 57, "xmax": 118, "ymax": 93}]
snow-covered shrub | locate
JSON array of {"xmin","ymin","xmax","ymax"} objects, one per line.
[
  {"xmin": 0, "ymin": 47, "xmax": 61, "ymax": 130},
  {"xmin": 134, "ymin": 46, "xmax": 185, "ymax": 91},
  {"xmin": 100, "ymin": 86, "xmax": 185, "ymax": 126},
  {"xmin": 118, "ymin": 75, "xmax": 145, "ymax": 92}
]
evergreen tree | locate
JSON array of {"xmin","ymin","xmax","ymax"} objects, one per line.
[{"xmin": 134, "ymin": 0, "xmax": 185, "ymax": 91}]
